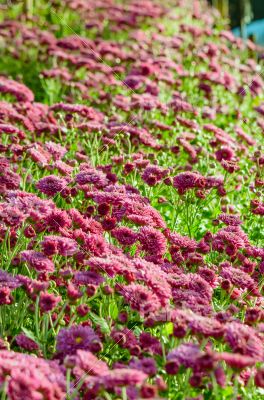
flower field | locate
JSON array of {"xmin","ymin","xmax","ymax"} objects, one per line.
[{"xmin": 0, "ymin": 0, "xmax": 264, "ymax": 398}]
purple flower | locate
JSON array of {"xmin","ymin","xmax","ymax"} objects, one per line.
[
  {"xmin": 15, "ymin": 333, "xmax": 39, "ymax": 351},
  {"xmin": 224, "ymin": 322, "xmax": 264, "ymax": 360},
  {"xmin": 75, "ymin": 167, "xmax": 108, "ymax": 188},
  {"xmin": 56, "ymin": 325, "xmax": 102, "ymax": 355},
  {"xmin": 0, "ymin": 76, "xmax": 34, "ymax": 102},
  {"xmin": 173, "ymin": 172, "xmax": 206, "ymax": 194},
  {"xmin": 141, "ymin": 165, "xmax": 168, "ymax": 186},
  {"xmin": 138, "ymin": 226, "xmax": 167, "ymax": 256},
  {"xmin": 111, "ymin": 226, "xmax": 138, "ymax": 246},
  {"xmin": 36, "ymin": 175, "xmax": 67, "ymax": 196},
  {"xmin": 100, "ymin": 368, "xmax": 147, "ymax": 389},
  {"xmin": 39, "ymin": 292, "xmax": 61, "ymax": 312},
  {"xmin": 41, "ymin": 235, "xmax": 78, "ymax": 256},
  {"xmin": 0, "ymin": 270, "xmax": 22, "ymax": 290},
  {"xmin": 20, "ymin": 250, "xmax": 54, "ymax": 273},
  {"xmin": 189, "ymin": 316, "xmax": 224, "ymax": 338},
  {"xmin": 44, "ymin": 141, "xmax": 67, "ymax": 160},
  {"xmin": 167, "ymin": 343, "xmax": 202, "ymax": 369},
  {"xmin": 216, "ymin": 352, "xmax": 256, "ymax": 369},
  {"xmin": 118, "ymin": 283, "xmax": 161, "ymax": 315}
]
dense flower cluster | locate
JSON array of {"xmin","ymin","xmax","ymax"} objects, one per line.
[{"xmin": 0, "ymin": 0, "xmax": 263, "ymax": 399}]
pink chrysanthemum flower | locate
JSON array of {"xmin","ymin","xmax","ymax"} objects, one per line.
[
  {"xmin": 111, "ymin": 226, "xmax": 138, "ymax": 246},
  {"xmin": 138, "ymin": 226, "xmax": 167, "ymax": 256},
  {"xmin": 15, "ymin": 333, "xmax": 39, "ymax": 351},
  {"xmin": 41, "ymin": 235, "xmax": 78, "ymax": 256},
  {"xmin": 118, "ymin": 283, "xmax": 161, "ymax": 315},
  {"xmin": 36, "ymin": 175, "xmax": 67, "ymax": 196},
  {"xmin": 141, "ymin": 165, "xmax": 168, "ymax": 186},
  {"xmin": 173, "ymin": 172, "xmax": 206, "ymax": 194},
  {"xmin": 20, "ymin": 250, "xmax": 54, "ymax": 272}
]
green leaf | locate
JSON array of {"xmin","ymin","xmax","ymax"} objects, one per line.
[
  {"xmin": 109, "ymin": 302, "xmax": 119, "ymax": 320},
  {"xmin": 162, "ymin": 322, "xmax": 174, "ymax": 336},
  {"xmin": 21, "ymin": 327, "xmax": 40, "ymax": 345},
  {"xmin": 89, "ymin": 312, "xmax": 110, "ymax": 334}
]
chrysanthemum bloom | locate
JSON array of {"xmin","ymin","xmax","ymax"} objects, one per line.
[
  {"xmin": 39, "ymin": 292, "xmax": 61, "ymax": 312},
  {"xmin": 20, "ymin": 250, "xmax": 54, "ymax": 273},
  {"xmin": 218, "ymin": 213, "xmax": 242, "ymax": 226},
  {"xmin": 0, "ymin": 269, "xmax": 22, "ymax": 290},
  {"xmin": 41, "ymin": 235, "xmax": 78, "ymax": 256},
  {"xmin": 44, "ymin": 141, "xmax": 67, "ymax": 160},
  {"xmin": 0, "ymin": 76, "xmax": 34, "ymax": 102},
  {"xmin": 44, "ymin": 209, "xmax": 72, "ymax": 232},
  {"xmin": 74, "ymin": 270, "xmax": 105, "ymax": 286},
  {"xmin": 56, "ymin": 325, "xmax": 102, "ymax": 355},
  {"xmin": 68, "ymin": 350, "xmax": 109, "ymax": 378},
  {"xmin": 0, "ymin": 169, "xmax": 21, "ymax": 192},
  {"xmin": 138, "ymin": 226, "xmax": 167, "ymax": 256},
  {"xmin": 245, "ymin": 307, "xmax": 262, "ymax": 325},
  {"xmin": 15, "ymin": 333, "xmax": 39, "ymax": 351},
  {"xmin": 36, "ymin": 175, "xmax": 67, "ymax": 196},
  {"xmin": 0, "ymin": 286, "xmax": 13, "ymax": 305},
  {"xmin": 173, "ymin": 172, "xmax": 206, "ymax": 194},
  {"xmin": 167, "ymin": 343, "xmax": 202, "ymax": 371},
  {"xmin": 111, "ymin": 226, "xmax": 138, "ymax": 246},
  {"xmin": 119, "ymin": 283, "xmax": 161, "ymax": 315},
  {"xmin": 254, "ymin": 368, "xmax": 264, "ymax": 388},
  {"xmin": 129, "ymin": 358, "xmax": 157, "ymax": 376},
  {"xmin": 1, "ymin": 351, "xmax": 66, "ymax": 400},
  {"xmin": 189, "ymin": 316, "xmax": 224, "ymax": 338},
  {"xmin": 139, "ymin": 332, "xmax": 162, "ymax": 355},
  {"xmin": 220, "ymin": 267, "xmax": 255, "ymax": 291},
  {"xmin": 215, "ymin": 147, "xmax": 235, "ymax": 161},
  {"xmin": 224, "ymin": 322, "xmax": 264, "ymax": 360},
  {"xmin": 216, "ymin": 352, "xmax": 256, "ymax": 369},
  {"xmin": 83, "ymin": 233, "xmax": 109, "ymax": 256},
  {"xmin": 197, "ymin": 267, "xmax": 216, "ymax": 286},
  {"xmin": 100, "ymin": 368, "xmax": 147, "ymax": 389},
  {"xmin": 75, "ymin": 167, "xmax": 108, "ymax": 188},
  {"xmin": 221, "ymin": 159, "xmax": 240, "ymax": 173},
  {"xmin": 50, "ymin": 103, "xmax": 104, "ymax": 121},
  {"xmin": 141, "ymin": 165, "xmax": 168, "ymax": 186}
]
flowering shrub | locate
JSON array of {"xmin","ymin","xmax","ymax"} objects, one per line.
[{"xmin": 0, "ymin": 0, "xmax": 263, "ymax": 399}]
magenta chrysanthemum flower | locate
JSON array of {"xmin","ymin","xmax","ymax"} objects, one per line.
[
  {"xmin": 45, "ymin": 141, "xmax": 67, "ymax": 160},
  {"xmin": 20, "ymin": 250, "xmax": 54, "ymax": 272},
  {"xmin": 220, "ymin": 267, "xmax": 255, "ymax": 290},
  {"xmin": 218, "ymin": 213, "xmax": 242, "ymax": 226},
  {"xmin": 111, "ymin": 226, "xmax": 138, "ymax": 246},
  {"xmin": 44, "ymin": 209, "xmax": 72, "ymax": 232},
  {"xmin": 100, "ymin": 369, "xmax": 147, "ymax": 389},
  {"xmin": 68, "ymin": 349, "xmax": 109, "ymax": 378},
  {"xmin": 173, "ymin": 172, "xmax": 206, "ymax": 194},
  {"xmin": 141, "ymin": 165, "xmax": 168, "ymax": 186},
  {"xmin": 224, "ymin": 322, "xmax": 264, "ymax": 360},
  {"xmin": 118, "ymin": 283, "xmax": 161, "ymax": 315},
  {"xmin": 167, "ymin": 343, "xmax": 202, "ymax": 370},
  {"xmin": 215, "ymin": 147, "xmax": 235, "ymax": 161},
  {"xmin": 41, "ymin": 235, "xmax": 78, "ymax": 256},
  {"xmin": 216, "ymin": 352, "xmax": 256, "ymax": 369},
  {"xmin": 36, "ymin": 175, "xmax": 67, "ymax": 196},
  {"xmin": 15, "ymin": 333, "xmax": 39, "ymax": 351},
  {"xmin": 189, "ymin": 316, "xmax": 224, "ymax": 338},
  {"xmin": 75, "ymin": 168, "xmax": 108, "ymax": 188},
  {"xmin": 0, "ymin": 350, "xmax": 66, "ymax": 399},
  {"xmin": 138, "ymin": 226, "xmax": 167, "ymax": 256},
  {"xmin": 0, "ymin": 76, "xmax": 34, "ymax": 102},
  {"xmin": 39, "ymin": 292, "xmax": 61, "ymax": 312},
  {"xmin": 56, "ymin": 325, "xmax": 102, "ymax": 355}
]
